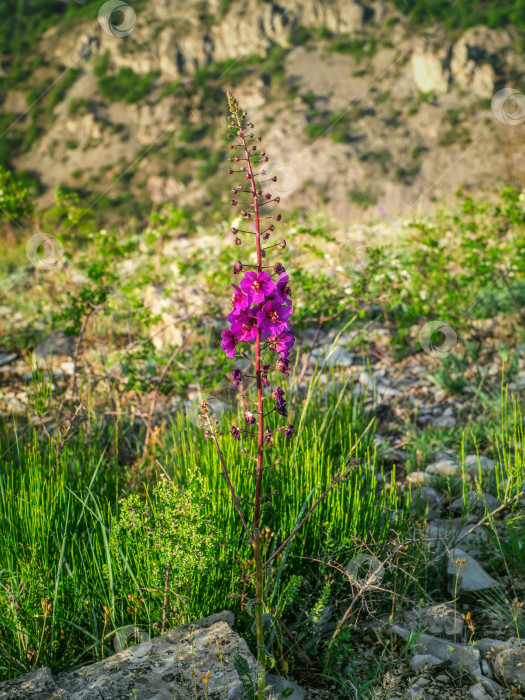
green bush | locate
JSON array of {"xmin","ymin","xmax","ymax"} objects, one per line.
[{"xmin": 98, "ymin": 67, "xmax": 160, "ymax": 104}]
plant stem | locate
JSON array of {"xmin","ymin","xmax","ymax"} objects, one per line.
[{"xmin": 237, "ymin": 112, "xmax": 266, "ymax": 700}]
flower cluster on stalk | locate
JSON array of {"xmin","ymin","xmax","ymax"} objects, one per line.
[{"xmin": 220, "ymin": 90, "xmax": 295, "ymax": 444}]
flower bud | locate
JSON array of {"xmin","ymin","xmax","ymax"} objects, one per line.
[
  {"xmin": 227, "ymin": 169, "xmax": 233, "ymax": 175},
  {"xmin": 274, "ymin": 196, "xmax": 280, "ymax": 203},
  {"xmin": 284, "ymin": 425, "xmax": 294, "ymax": 438},
  {"xmin": 232, "ymin": 188, "xmax": 238, "ymax": 194},
  {"xmin": 231, "ymin": 227, "xmax": 238, "ymax": 234},
  {"xmin": 231, "ymin": 426, "xmax": 240, "ymax": 440},
  {"xmin": 274, "ymin": 262, "xmax": 285, "ymax": 274},
  {"xmin": 262, "ymin": 232, "xmax": 270, "ymax": 240},
  {"xmin": 245, "ymin": 173, "xmax": 252, "ymax": 179},
  {"xmin": 275, "ymin": 214, "xmax": 282, "ymax": 221},
  {"xmin": 256, "ymin": 189, "xmax": 263, "ymax": 196},
  {"xmin": 263, "ymin": 156, "xmax": 269, "ymax": 162},
  {"xmin": 234, "ymin": 156, "xmax": 240, "ymax": 162},
  {"xmin": 265, "ymin": 193, "xmax": 271, "ymax": 200},
  {"xmin": 231, "ymin": 199, "xmax": 238, "ymax": 206},
  {"xmin": 240, "ymin": 209, "xmax": 248, "ymax": 217},
  {"xmin": 279, "ymin": 240, "xmax": 286, "ymax": 248},
  {"xmin": 271, "ymin": 176, "xmax": 277, "ymax": 182},
  {"xmin": 251, "ymin": 145, "xmax": 257, "ymax": 151},
  {"xmin": 234, "ymin": 237, "xmax": 242, "ymax": 245},
  {"xmin": 233, "ymin": 261, "xmax": 243, "ymax": 274}
]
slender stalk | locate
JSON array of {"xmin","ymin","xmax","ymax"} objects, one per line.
[{"xmin": 235, "ymin": 105, "xmax": 267, "ymax": 700}]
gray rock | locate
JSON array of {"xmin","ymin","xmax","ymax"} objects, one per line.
[
  {"xmin": 492, "ymin": 637, "xmax": 525, "ymax": 691},
  {"xmin": 469, "ymin": 682, "xmax": 492, "ymax": 700},
  {"xmin": 464, "ymin": 455, "xmax": 495, "ymax": 474},
  {"xmin": 406, "ymin": 471, "xmax": 431, "ymax": 485},
  {"xmin": 431, "ymin": 414, "xmax": 456, "ymax": 430},
  {"xmin": 425, "ymin": 454, "xmax": 495, "ymax": 478},
  {"xmin": 403, "ymin": 604, "xmax": 464, "ymax": 639},
  {"xmin": 476, "ymin": 638, "xmax": 505, "ymax": 660},
  {"xmin": 446, "ymin": 547, "xmax": 500, "ymax": 595},
  {"xmin": 391, "ymin": 625, "xmax": 482, "ymax": 675},
  {"xmin": 34, "ymin": 332, "xmax": 76, "ymax": 367},
  {"xmin": 428, "ymin": 518, "xmax": 488, "ymax": 556},
  {"xmin": 265, "ymin": 674, "xmax": 306, "ymax": 699},
  {"xmin": 0, "ymin": 352, "xmax": 17, "ymax": 367},
  {"xmin": 310, "ymin": 346, "xmax": 353, "ymax": 367},
  {"xmin": 435, "ymin": 674, "xmax": 450, "ymax": 682},
  {"xmin": 481, "ymin": 659, "xmax": 493, "ymax": 679},
  {"xmin": 0, "ymin": 612, "xmax": 253, "ymax": 700},
  {"xmin": 412, "ymin": 486, "xmax": 446, "ymax": 512},
  {"xmin": 426, "ymin": 458, "xmax": 460, "ymax": 477},
  {"xmin": 409, "ymin": 654, "xmax": 444, "ymax": 672},
  {"xmin": 0, "ymin": 667, "xmax": 69, "ymax": 700},
  {"xmin": 449, "ymin": 491, "xmax": 500, "ymax": 515}
]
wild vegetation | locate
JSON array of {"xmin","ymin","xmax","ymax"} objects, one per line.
[{"xmin": 0, "ymin": 135, "xmax": 524, "ymax": 695}]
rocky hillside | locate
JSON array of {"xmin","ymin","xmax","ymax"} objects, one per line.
[{"xmin": 3, "ymin": 0, "xmax": 525, "ymax": 225}]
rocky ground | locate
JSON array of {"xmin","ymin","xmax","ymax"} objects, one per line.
[{"xmin": 1, "ymin": 286, "xmax": 524, "ymax": 697}]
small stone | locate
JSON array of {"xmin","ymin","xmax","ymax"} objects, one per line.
[
  {"xmin": 406, "ymin": 471, "xmax": 431, "ymax": 485},
  {"xmin": 409, "ymin": 654, "xmax": 444, "ymax": 672},
  {"xmin": 0, "ymin": 353, "xmax": 17, "ymax": 367},
  {"xmin": 469, "ymin": 682, "xmax": 492, "ymax": 700},
  {"xmin": 426, "ymin": 458, "xmax": 460, "ymax": 477},
  {"xmin": 265, "ymin": 674, "xmax": 306, "ymax": 699},
  {"xmin": 60, "ymin": 361, "xmax": 75, "ymax": 376},
  {"xmin": 464, "ymin": 455, "xmax": 495, "ymax": 474},
  {"xmin": 436, "ymin": 674, "xmax": 449, "ymax": 682}
]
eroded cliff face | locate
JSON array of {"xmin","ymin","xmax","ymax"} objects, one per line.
[
  {"xmin": 48, "ymin": 0, "xmax": 379, "ymax": 77},
  {"xmin": 10, "ymin": 0, "xmax": 525, "ymax": 221}
]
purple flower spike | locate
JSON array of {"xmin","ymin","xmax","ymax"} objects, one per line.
[
  {"xmin": 231, "ymin": 426, "xmax": 241, "ymax": 440},
  {"xmin": 244, "ymin": 409, "xmax": 256, "ymax": 425},
  {"xmin": 240, "ymin": 270, "xmax": 275, "ymax": 304},
  {"xmin": 231, "ymin": 309, "xmax": 258, "ymax": 342},
  {"xmin": 232, "ymin": 369, "xmax": 243, "ymax": 389},
  {"xmin": 284, "ymin": 425, "xmax": 294, "ymax": 438},
  {"xmin": 221, "ymin": 329, "xmax": 238, "ymax": 358},
  {"xmin": 275, "ymin": 273, "xmax": 292, "ymax": 306},
  {"xmin": 257, "ymin": 301, "xmax": 293, "ymax": 337}
]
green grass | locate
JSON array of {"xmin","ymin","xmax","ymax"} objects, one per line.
[{"xmin": 0, "ymin": 363, "xmax": 415, "ymax": 680}]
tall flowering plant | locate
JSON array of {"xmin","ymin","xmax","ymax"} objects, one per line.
[{"xmin": 199, "ymin": 92, "xmax": 354, "ymax": 699}]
